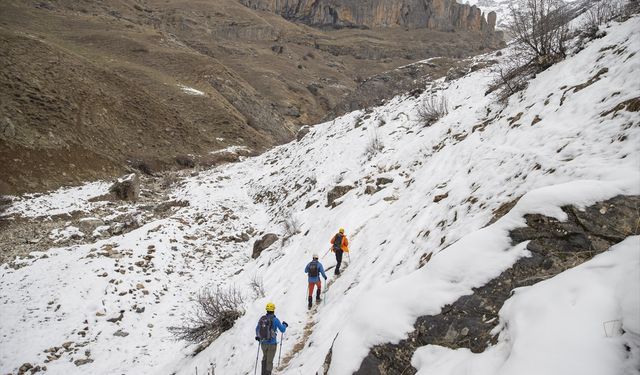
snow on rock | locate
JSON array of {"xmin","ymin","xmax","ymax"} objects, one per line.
[
  {"xmin": 0, "ymin": 14, "xmax": 639, "ymax": 375},
  {"xmin": 412, "ymin": 236, "xmax": 640, "ymax": 375}
]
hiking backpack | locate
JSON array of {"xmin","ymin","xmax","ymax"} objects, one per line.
[
  {"xmin": 257, "ymin": 314, "xmax": 276, "ymax": 341},
  {"xmin": 308, "ymin": 261, "xmax": 319, "ymax": 277},
  {"xmin": 333, "ymin": 233, "xmax": 343, "ymax": 251}
]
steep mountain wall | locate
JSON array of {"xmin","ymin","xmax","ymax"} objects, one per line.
[{"xmin": 240, "ymin": 0, "xmax": 497, "ymax": 31}]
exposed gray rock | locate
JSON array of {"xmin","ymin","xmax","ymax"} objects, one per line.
[
  {"xmin": 113, "ymin": 329, "xmax": 129, "ymax": 337},
  {"xmin": 109, "ymin": 173, "xmax": 140, "ymax": 201},
  {"xmin": 297, "ymin": 125, "xmax": 311, "ymax": 141},
  {"xmin": 327, "ymin": 185, "xmax": 354, "ymax": 207},
  {"xmin": 252, "ymin": 233, "xmax": 278, "ymax": 258},
  {"xmin": 353, "ymin": 195, "xmax": 639, "ymax": 375},
  {"xmin": 375, "ymin": 177, "xmax": 393, "ymax": 186},
  {"xmin": 73, "ymin": 358, "xmax": 94, "ymax": 366}
]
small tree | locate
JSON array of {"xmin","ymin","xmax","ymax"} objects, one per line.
[
  {"xmin": 508, "ymin": 0, "xmax": 571, "ymax": 66},
  {"xmin": 169, "ymin": 286, "xmax": 244, "ymax": 348},
  {"xmin": 416, "ymin": 96, "xmax": 449, "ymax": 127}
]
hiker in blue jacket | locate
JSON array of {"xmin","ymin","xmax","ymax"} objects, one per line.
[
  {"xmin": 255, "ymin": 302, "xmax": 288, "ymax": 375},
  {"xmin": 304, "ymin": 253, "xmax": 327, "ymax": 309}
]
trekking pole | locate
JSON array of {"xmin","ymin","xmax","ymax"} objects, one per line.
[
  {"xmin": 253, "ymin": 341, "xmax": 260, "ymax": 375},
  {"xmin": 278, "ymin": 332, "xmax": 285, "ymax": 367},
  {"xmin": 321, "ymin": 247, "xmax": 331, "ymax": 259}
]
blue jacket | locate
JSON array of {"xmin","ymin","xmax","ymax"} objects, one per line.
[
  {"xmin": 304, "ymin": 260, "xmax": 327, "ymax": 283},
  {"xmin": 255, "ymin": 313, "xmax": 286, "ymax": 345}
]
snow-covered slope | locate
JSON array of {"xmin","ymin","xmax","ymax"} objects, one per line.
[{"xmin": 1, "ymin": 14, "xmax": 639, "ymax": 375}]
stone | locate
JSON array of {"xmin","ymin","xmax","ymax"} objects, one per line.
[
  {"xmin": 19, "ymin": 363, "xmax": 33, "ymax": 373},
  {"xmin": 113, "ymin": 329, "xmax": 129, "ymax": 337},
  {"xmin": 375, "ymin": 177, "xmax": 393, "ymax": 186},
  {"xmin": 252, "ymin": 233, "xmax": 278, "ymax": 259},
  {"xmin": 296, "ymin": 125, "xmax": 311, "ymax": 141},
  {"xmin": 327, "ymin": 185, "xmax": 354, "ymax": 207},
  {"xmin": 74, "ymin": 358, "xmax": 94, "ymax": 366},
  {"xmin": 433, "ymin": 192, "xmax": 449, "ymax": 203},
  {"xmin": 62, "ymin": 341, "xmax": 74, "ymax": 349},
  {"xmin": 109, "ymin": 173, "xmax": 140, "ymax": 201},
  {"xmin": 364, "ymin": 185, "xmax": 378, "ymax": 195}
]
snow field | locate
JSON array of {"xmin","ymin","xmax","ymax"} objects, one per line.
[{"xmin": 0, "ymin": 14, "xmax": 638, "ymax": 375}]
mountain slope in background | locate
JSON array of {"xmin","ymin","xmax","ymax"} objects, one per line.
[
  {"xmin": 1, "ymin": 11, "xmax": 638, "ymax": 375},
  {"xmin": 0, "ymin": 0, "xmax": 503, "ymax": 195}
]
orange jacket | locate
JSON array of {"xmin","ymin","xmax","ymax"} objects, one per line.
[{"xmin": 330, "ymin": 233, "xmax": 349, "ymax": 253}]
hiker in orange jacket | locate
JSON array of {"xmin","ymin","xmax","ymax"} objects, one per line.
[{"xmin": 330, "ymin": 228, "xmax": 349, "ymax": 275}]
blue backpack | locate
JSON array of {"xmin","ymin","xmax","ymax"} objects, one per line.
[{"xmin": 333, "ymin": 233, "xmax": 343, "ymax": 250}]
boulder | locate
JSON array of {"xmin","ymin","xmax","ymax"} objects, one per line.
[
  {"xmin": 109, "ymin": 173, "xmax": 140, "ymax": 201},
  {"xmin": 252, "ymin": 233, "xmax": 278, "ymax": 259},
  {"xmin": 327, "ymin": 185, "xmax": 354, "ymax": 207},
  {"xmin": 296, "ymin": 125, "xmax": 311, "ymax": 141}
]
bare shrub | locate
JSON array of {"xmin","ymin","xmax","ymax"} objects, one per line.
[
  {"xmin": 169, "ymin": 286, "xmax": 244, "ymax": 347},
  {"xmin": 364, "ymin": 130, "xmax": 384, "ymax": 159},
  {"xmin": 490, "ymin": 0, "xmax": 572, "ymax": 101},
  {"xmin": 487, "ymin": 57, "xmax": 539, "ymax": 102},
  {"xmin": 508, "ymin": 0, "xmax": 571, "ymax": 66},
  {"xmin": 249, "ymin": 275, "xmax": 265, "ymax": 298},
  {"xmin": 584, "ymin": 0, "xmax": 623, "ymax": 28},
  {"xmin": 416, "ymin": 96, "xmax": 449, "ymax": 127}
]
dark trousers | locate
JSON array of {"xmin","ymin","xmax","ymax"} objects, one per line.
[
  {"xmin": 335, "ymin": 249, "xmax": 343, "ymax": 273},
  {"xmin": 261, "ymin": 343, "xmax": 277, "ymax": 375}
]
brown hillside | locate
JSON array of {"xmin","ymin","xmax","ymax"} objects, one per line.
[{"xmin": 0, "ymin": 0, "xmax": 503, "ymax": 194}]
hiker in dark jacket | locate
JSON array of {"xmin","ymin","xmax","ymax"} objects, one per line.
[
  {"xmin": 304, "ymin": 253, "xmax": 327, "ymax": 309},
  {"xmin": 255, "ymin": 302, "xmax": 288, "ymax": 375},
  {"xmin": 330, "ymin": 228, "xmax": 349, "ymax": 275}
]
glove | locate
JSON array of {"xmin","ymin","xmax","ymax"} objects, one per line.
[
  {"xmin": 255, "ymin": 336, "xmax": 260, "ymax": 341},
  {"xmin": 282, "ymin": 321, "xmax": 289, "ymax": 328},
  {"xmin": 324, "ymin": 276, "xmax": 328, "ymax": 280}
]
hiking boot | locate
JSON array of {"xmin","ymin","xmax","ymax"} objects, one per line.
[
  {"xmin": 335, "ymin": 269, "xmax": 341, "ymax": 275},
  {"xmin": 307, "ymin": 296, "xmax": 312, "ymax": 310},
  {"xmin": 316, "ymin": 291, "xmax": 321, "ymax": 303}
]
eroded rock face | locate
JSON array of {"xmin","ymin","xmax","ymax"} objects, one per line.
[
  {"xmin": 353, "ymin": 195, "xmax": 640, "ymax": 375},
  {"xmin": 240, "ymin": 0, "xmax": 497, "ymax": 31},
  {"xmin": 252, "ymin": 233, "xmax": 279, "ymax": 258},
  {"xmin": 327, "ymin": 185, "xmax": 354, "ymax": 207}
]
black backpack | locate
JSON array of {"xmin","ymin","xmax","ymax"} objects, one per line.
[
  {"xmin": 308, "ymin": 261, "xmax": 319, "ymax": 277},
  {"xmin": 258, "ymin": 314, "xmax": 275, "ymax": 341},
  {"xmin": 333, "ymin": 234, "xmax": 343, "ymax": 250}
]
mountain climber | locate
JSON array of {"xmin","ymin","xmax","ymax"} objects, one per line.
[
  {"xmin": 255, "ymin": 302, "xmax": 288, "ymax": 375},
  {"xmin": 304, "ymin": 253, "xmax": 328, "ymax": 309},
  {"xmin": 330, "ymin": 228, "xmax": 349, "ymax": 275}
]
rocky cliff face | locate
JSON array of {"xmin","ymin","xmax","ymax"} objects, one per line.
[{"xmin": 240, "ymin": 0, "xmax": 497, "ymax": 31}]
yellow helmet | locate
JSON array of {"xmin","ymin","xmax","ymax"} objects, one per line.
[
  {"xmin": 339, "ymin": 228, "xmax": 345, "ymax": 234},
  {"xmin": 266, "ymin": 302, "xmax": 275, "ymax": 312}
]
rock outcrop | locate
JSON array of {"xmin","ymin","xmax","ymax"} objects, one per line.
[
  {"xmin": 353, "ymin": 195, "xmax": 640, "ymax": 374},
  {"xmin": 252, "ymin": 233, "xmax": 279, "ymax": 258},
  {"xmin": 240, "ymin": 0, "xmax": 497, "ymax": 31}
]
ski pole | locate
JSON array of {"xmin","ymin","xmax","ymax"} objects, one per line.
[
  {"xmin": 254, "ymin": 341, "xmax": 260, "ymax": 375},
  {"xmin": 278, "ymin": 332, "xmax": 284, "ymax": 367}
]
